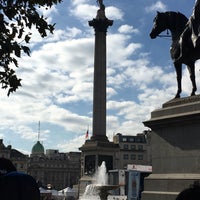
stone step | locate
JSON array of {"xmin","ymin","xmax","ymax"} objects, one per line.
[
  {"xmin": 144, "ymin": 173, "xmax": 200, "ymax": 192},
  {"xmin": 142, "ymin": 191, "xmax": 178, "ymax": 200},
  {"xmin": 141, "ymin": 173, "xmax": 200, "ymax": 200}
]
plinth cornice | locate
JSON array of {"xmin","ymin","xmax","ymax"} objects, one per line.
[
  {"xmin": 143, "ymin": 95, "xmax": 200, "ymax": 128},
  {"xmin": 79, "ymin": 140, "xmax": 119, "ymax": 152}
]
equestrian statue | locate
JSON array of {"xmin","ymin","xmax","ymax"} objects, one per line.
[{"xmin": 150, "ymin": 0, "xmax": 200, "ymax": 98}]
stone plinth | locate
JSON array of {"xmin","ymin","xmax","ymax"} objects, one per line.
[
  {"xmin": 142, "ymin": 95, "xmax": 200, "ymax": 200},
  {"xmin": 79, "ymin": 140, "xmax": 119, "ymax": 196},
  {"xmin": 79, "ymin": 140, "xmax": 119, "ymax": 175}
]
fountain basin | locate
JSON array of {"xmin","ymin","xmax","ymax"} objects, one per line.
[
  {"xmin": 95, "ymin": 184, "xmax": 119, "ymax": 193},
  {"xmin": 83, "ymin": 184, "xmax": 119, "ymax": 200},
  {"xmin": 96, "ymin": 185, "xmax": 119, "ymax": 200}
]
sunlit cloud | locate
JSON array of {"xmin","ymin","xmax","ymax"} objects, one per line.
[
  {"xmin": 145, "ymin": 1, "xmax": 168, "ymax": 13},
  {"xmin": 1, "ymin": 0, "xmax": 198, "ymax": 153}
]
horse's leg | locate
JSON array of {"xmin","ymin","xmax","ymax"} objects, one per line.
[
  {"xmin": 187, "ymin": 64, "xmax": 197, "ymax": 96},
  {"xmin": 174, "ymin": 62, "xmax": 182, "ymax": 98},
  {"xmin": 175, "ymin": 28, "xmax": 190, "ymax": 64}
]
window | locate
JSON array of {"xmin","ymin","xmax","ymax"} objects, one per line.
[
  {"xmin": 131, "ymin": 145, "xmax": 136, "ymax": 150},
  {"xmin": 123, "ymin": 144, "xmax": 129, "ymax": 150},
  {"xmin": 135, "ymin": 137, "xmax": 141, "ymax": 143},
  {"xmin": 129, "ymin": 137, "xmax": 135, "ymax": 142},
  {"xmin": 138, "ymin": 145, "xmax": 143, "ymax": 150},
  {"xmin": 131, "ymin": 154, "xmax": 136, "ymax": 160},
  {"xmin": 122, "ymin": 137, "xmax": 127, "ymax": 142},
  {"xmin": 123, "ymin": 154, "xmax": 129, "ymax": 160},
  {"xmin": 138, "ymin": 155, "xmax": 143, "ymax": 160}
]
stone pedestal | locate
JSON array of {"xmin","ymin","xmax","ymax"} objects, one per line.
[
  {"xmin": 142, "ymin": 95, "xmax": 200, "ymax": 200},
  {"xmin": 79, "ymin": 140, "xmax": 119, "ymax": 196},
  {"xmin": 79, "ymin": 140, "xmax": 119, "ymax": 176}
]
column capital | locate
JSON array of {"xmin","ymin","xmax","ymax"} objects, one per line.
[{"xmin": 89, "ymin": 18, "xmax": 113, "ymax": 33}]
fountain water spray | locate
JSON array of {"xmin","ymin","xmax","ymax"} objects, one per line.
[
  {"xmin": 94, "ymin": 161, "xmax": 108, "ymax": 185},
  {"xmin": 80, "ymin": 161, "xmax": 119, "ymax": 200}
]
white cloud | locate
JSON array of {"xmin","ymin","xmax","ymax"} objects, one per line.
[
  {"xmin": 70, "ymin": 1, "xmax": 123, "ymax": 21},
  {"xmin": 2, "ymin": 0, "xmax": 199, "ymax": 154},
  {"xmin": 70, "ymin": 3, "xmax": 97, "ymax": 21},
  {"xmin": 71, "ymin": 0, "xmax": 89, "ymax": 6},
  {"xmin": 106, "ymin": 6, "xmax": 124, "ymax": 20},
  {"xmin": 66, "ymin": 27, "xmax": 82, "ymax": 38},
  {"xmin": 107, "ymin": 34, "xmax": 142, "ymax": 66},
  {"xmin": 118, "ymin": 25, "xmax": 139, "ymax": 34},
  {"xmin": 38, "ymin": 5, "xmax": 58, "ymax": 22},
  {"xmin": 145, "ymin": 1, "xmax": 167, "ymax": 13},
  {"xmin": 57, "ymin": 135, "xmax": 85, "ymax": 152}
]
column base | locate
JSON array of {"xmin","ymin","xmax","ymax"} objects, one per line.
[{"xmin": 90, "ymin": 135, "xmax": 108, "ymax": 142}]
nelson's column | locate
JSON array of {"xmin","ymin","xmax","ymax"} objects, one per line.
[{"xmin": 79, "ymin": 0, "xmax": 119, "ymax": 178}]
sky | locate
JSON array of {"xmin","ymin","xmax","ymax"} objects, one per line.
[{"xmin": 1, "ymin": 0, "xmax": 199, "ymax": 155}]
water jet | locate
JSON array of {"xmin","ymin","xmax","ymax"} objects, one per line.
[{"xmin": 80, "ymin": 162, "xmax": 119, "ymax": 200}]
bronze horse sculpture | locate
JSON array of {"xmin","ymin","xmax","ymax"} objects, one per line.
[{"xmin": 150, "ymin": 11, "xmax": 200, "ymax": 98}]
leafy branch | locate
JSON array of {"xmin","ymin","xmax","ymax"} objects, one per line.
[{"xmin": 0, "ymin": 0, "xmax": 62, "ymax": 95}]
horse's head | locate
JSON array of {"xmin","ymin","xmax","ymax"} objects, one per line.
[
  {"xmin": 150, "ymin": 11, "xmax": 168, "ymax": 39},
  {"xmin": 150, "ymin": 11, "xmax": 188, "ymax": 39}
]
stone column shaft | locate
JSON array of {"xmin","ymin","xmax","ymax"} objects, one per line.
[
  {"xmin": 93, "ymin": 31, "xmax": 107, "ymax": 140},
  {"xmin": 89, "ymin": 18, "xmax": 113, "ymax": 141}
]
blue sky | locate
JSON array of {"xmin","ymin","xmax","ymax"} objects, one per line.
[{"xmin": 0, "ymin": 0, "xmax": 199, "ymax": 154}]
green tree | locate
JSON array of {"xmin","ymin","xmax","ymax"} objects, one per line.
[{"xmin": 0, "ymin": 0, "xmax": 62, "ymax": 96}]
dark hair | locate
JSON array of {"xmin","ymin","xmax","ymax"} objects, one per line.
[
  {"xmin": 0, "ymin": 158, "xmax": 17, "ymax": 176},
  {"xmin": 176, "ymin": 181, "xmax": 200, "ymax": 200}
]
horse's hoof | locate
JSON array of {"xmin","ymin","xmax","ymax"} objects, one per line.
[{"xmin": 191, "ymin": 92, "xmax": 196, "ymax": 96}]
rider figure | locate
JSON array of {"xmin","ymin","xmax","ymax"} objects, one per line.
[{"xmin": 176, "ymin": 0, "xmax": 200, "ymax": 63}]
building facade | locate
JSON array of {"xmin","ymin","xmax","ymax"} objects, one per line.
[
  {"xmin": 0, "ymin": 130, "xmax": 151, "ymax": 190},
  {"xmin": 0, "ymin": 139, "xmax": 28, "ymax": 173},
  {"xmin": 113, "ymin": 131, "xmax": 152, "ymax": 169},
  {"xmin": 28, "ymin": 141, "xmax": 81, "ymax": 190},
  {"xmin": 0, "ymin": 139, "xmax": 81, "ymax": 190}
]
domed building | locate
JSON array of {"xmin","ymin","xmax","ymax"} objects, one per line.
[
  {"xmin": 31, "ymin": 141, "xmax": 45, "ymax": 155},
  {"xmin": 0, "ymin": 138, "xmax": 81, "ymax": 190},
  {"xmin": 28, "ymin": 140, "xmax": 81, "ymax": 190}
]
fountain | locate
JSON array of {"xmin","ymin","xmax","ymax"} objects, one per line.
[{"xmin": 80, "ymin": 161, "xmax": 119, "ymax": 200}]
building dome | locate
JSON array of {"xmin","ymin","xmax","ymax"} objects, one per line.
[{"xmin": 31, "ymin": 141, "xmax": 45, "ymax": 155}]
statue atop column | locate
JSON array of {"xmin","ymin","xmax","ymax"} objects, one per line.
[
  {"xmin": 96, "ymin": 0, "xmax": 106, "ymax": 19},
  {"xmin": 97, "ymin": 0, "xmax": 105, "ymax": 10},
  {"xmin": 89, "ymin": 0, "xmax": 113, "ymax": 32}
]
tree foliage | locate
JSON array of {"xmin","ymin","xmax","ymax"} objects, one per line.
[{"xmin": 0, "ymin": 0, "xmax": 62, "ymax": 96}]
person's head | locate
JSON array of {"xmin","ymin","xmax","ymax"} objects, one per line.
[
  {"xmin": 0, "ymin": 158, "xmax": 16, "ymax": 176},
  {"xmin": 176, "ymin": 181, "xmax": 200, "ymax": 200}
]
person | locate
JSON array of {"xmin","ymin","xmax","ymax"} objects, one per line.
[
  {"xmin": 176, "ymin": 181, "xmax": 200, "ymax": 200},
  {"xmin": 0, "ymin": 158, "xmax": 40, "ymax": 200},
  {"xmin": 0, "ymin": 157, "xmax": 17, "ymax": 176},
  {"xmin": 176, "ymin": 0, "xmax": 200, "ymax": 62}
]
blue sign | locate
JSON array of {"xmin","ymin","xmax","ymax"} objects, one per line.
[{"xmin": 128, "ymin": 171, "xmax": 140, "ymax": 200}]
